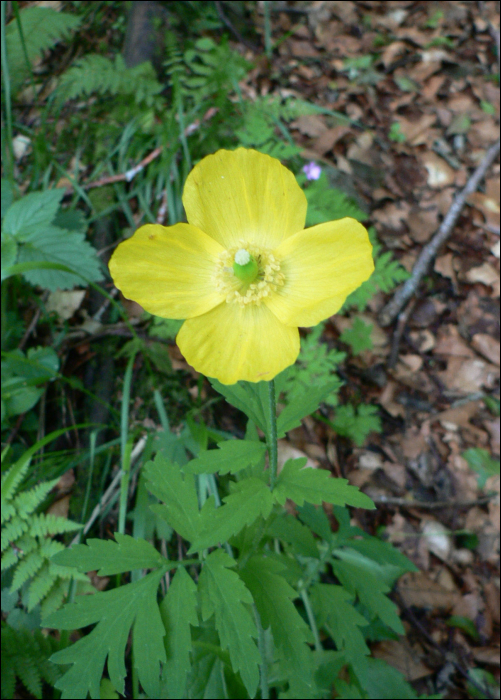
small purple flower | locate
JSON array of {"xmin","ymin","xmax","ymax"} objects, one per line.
[{"xmin": 302, "ymin": 161, "xmax": 322, "ymax": 181}]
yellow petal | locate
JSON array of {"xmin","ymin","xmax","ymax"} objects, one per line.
[
  {"xmin": 267, "ymin": 218, "xmax": 374, "ymax": 327},
  {"xmin": 177, "ymin": 302, "xmax": 300, "ymax": 384},
  {"xmin": 182, "ymin": 148, "xmax": 307, "ymax": 250},
  {"xmin": 109, "ymin": 223, "xmax": 225, "ymax": 319}
]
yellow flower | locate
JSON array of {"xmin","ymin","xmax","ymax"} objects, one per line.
[{"xmin": 109, "ymin": 148, "xmax": 374, "ymax": 384}]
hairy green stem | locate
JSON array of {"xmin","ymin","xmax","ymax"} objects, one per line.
[
  {"xmin": 267, "ymin": 379, "xmax": 278, "ymax": 490},
  {"xmin": 253, "ymin": 604, "xmax": 269, "ymax": 699}
]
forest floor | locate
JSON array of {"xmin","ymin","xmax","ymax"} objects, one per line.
[
  {"xmin": 7, "ymin": 1, "xmax": 500, "ymax": 698},
  {"xmin": 237, "ymin": 2, "xmax": 500, "ymax": 695}
]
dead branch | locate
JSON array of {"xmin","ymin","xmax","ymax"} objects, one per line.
[{"xmin": 378, "ymin": 139, "xmax": 500, "ymax": 327}]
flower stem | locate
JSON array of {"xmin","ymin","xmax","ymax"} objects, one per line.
[{"xmin": 267, "ymin": 379, "xmax": 278, "ymax": 490}]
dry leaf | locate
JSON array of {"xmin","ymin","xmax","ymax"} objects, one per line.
[
  {"xmin": 397, "ymin": 571, "xmax": 460, "ymax": 610},
  {"xmin": 465, "ymin": 263, "xmax": 500, "ymax": 296},
  {"xmin": 471, "ymin": 333, "xmax": 500, "ymax": 365},
  {"xmin": 421, "ymin": 152, "xmax": 455, "ymax": 188},
  {"xmin": 290, "ymin": 114, "xmax": 327, "ymax": 137},
  {"xmin": 46, "ymin": 290, "xmax": 86, "ymax": 321}
]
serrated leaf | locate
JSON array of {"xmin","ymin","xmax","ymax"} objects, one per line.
[
  {"xmin": 46, "ymin": 569, "xmax": 166, "ymax": 699},
  {"xmin": 198, "ymin": 549, "xmax": 260, "ymax": 697},
  {"xmin": 188, "ymin": 478, "xmax": 274, "ymax": 553},
  {"xmin": 160, "ymin": 567, "xmax": 198, "ymax": 698},
  {"xmin": 240, "ymin": 556, "xmax": 314, "ymax": 689},
  {"xmin": 331, "ymin": 404, "xmax": 381, "ymax": 446},
  {"xmin": 339, "ymin": 318, "xmax": 374, "ymax": 355},
  {"xmin": 210, "ymin": 379, "xmax": 269, "ymax": 435},
  {"xmin": 310, "ymin": 583, "xmax": 370, "ymax": 662},
  {"xmin": 2, "ymin": 190, "xmax": 64, "ymax": 239},
  {"xmin": 266, "ymin": 513, "xmax": 319, "ymax": 557},
  {"xmin": 183, "ymin": 439, "xmax": 266, "ymax": 475},
  {"xmin": 17, "ymin": 225, "xmax": 103, "ymax": 291},
  {"xmin": 51, "ymin": 533, "xmax": 166, "ymax": 575},
  {"xmin": 275, "ymin": 459, "xmax": 375, "ymax": 509},
  {"xmin": 144, "ymin": 454, "xmax": 201, "ymax": 542},
  {"xmin": 277, "ymin": 379, "xmax": 340, "ymax": 436},
  {"xmin": 331, "ymin": 554, "xmax": 404, "ymax": 635}
]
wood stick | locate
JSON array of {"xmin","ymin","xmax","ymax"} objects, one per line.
[{"xmin": 378, "ymin": 139, "xmax": 500, "ymax": 327}]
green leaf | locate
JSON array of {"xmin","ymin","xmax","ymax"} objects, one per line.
[
  {"xmin": 446, "ymin": 615, "xmax": 479, "ymax": 640},
  {"xmin": 274, "ymin": 458, "xmax": 375, "ymax": 509},
  {"xmin": 354, "ymin": 656, "xmax": 420, "ymax": 699},
  {"xmin": 331, "ymin": 404, "xmax": 381, "ymax": 446},
  {"xmin": 266, "ymin": 513, "xmax": 319, "ymax": 557},
  {"xmin": 240, "ymin": 556, "xmax": 314, "ymax": 689},
  {"xmin": 144, "ymin": 454, "xmax": 201, "ymax": 542},
  {"xmin": 310, "ymin": 583, "xmax": 370, "ymax": 662},
  {"xmin": 462, "ymin": 448, "xmax": 499, "ymax": 489},
  {"xmin": 198, "ymin": 549, "xmax": 260, "ymax": 697},
  {"xmin": 1, "ymin": 236, "xmax": 17, "ymax": 279},
  {"xmin": 46, "ymin": 569, "xmax": 166, "ymax": 699},
  {"xmin": 51, "ymin": 533, "xmax": 166, "ymax": 575},
  {"xmin": 210, "ymin": 379, "xmax": 269, "ymax": 435},
  {"xmin": 17, "ymin": 225, "xmax": 103, "ymax": 291},
  {"xmin": 183, "ymin": 439, "xmax": 266, "ymax": 475},
  {"xmin": 331, "ymin": 551, "xmax": 404, "ymax": 635},
  {"xmin": 189, "ymin": 478, "xmax": 274, "ymax": 553},
  {"xmin": 6, "ymin": 8, "xmax": 81, "ymax": 94},
  {"xmin": 160, "ymin": 567, "xmax": 198, "ymax": 698},
  {"xmin": 2, "ymin": 190, "xmax": 64, "ymax": 240},
  {"xmin": 277, "ymin": 378, "xmax": 340, "ymax": 436},
  {"xmin": 339, "ymin": 317, "xmax": 374, "ymax": 355}
]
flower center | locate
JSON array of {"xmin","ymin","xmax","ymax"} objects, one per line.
[
  {"xmin": 215, "ymin": 241, "xmax": 285, "ymax": 306},
  {"xmin": 233, "ymin": 248, "xmax": 259, "ymax": 283}
]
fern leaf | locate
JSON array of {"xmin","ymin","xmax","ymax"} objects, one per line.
[
  {"xmin": 10, "ymin": 550, "xmax": 44, "ymax": 592},
  {"xmin": 13, "ymin": 478, "xmax": 59, "ymax": 519},
  {"xmin": 1, "ymin": 500, "xmax": 16, "ymax": 525},
  {"xmin": 40, "ymin": 579, "xmax": 69, "ymax": 620},
  {"xmin": 28, "ymin": 513, "xmax": 81, "ymax": 538},
  {"xmin": 6, "ymin": 7, "xmax": 81, "ymax": 95},
  {"xmin": 27, "ymin": 562, "xmax": 59, "ymax": 611},
  {"xmin": 1, "ymin": 546, "xmax": 20, "ymax": 572},
  {"xmin": 1, "ymin": 517, "xmax": 29, "ymax": 552}
]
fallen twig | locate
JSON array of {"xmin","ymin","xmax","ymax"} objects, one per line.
[
  {"xmin": 378, "ymin": 139, "xmax": 500, "ymax": 327},
  {"xmin": 372, "ymin": 493, "xmax": 496, "ymax": 509}
]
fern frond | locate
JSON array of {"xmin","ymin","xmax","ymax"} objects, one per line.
[
  {"xmin": 1, "ymin": 459, "xmax": 32, "ymax": 503},
  {"xmin": 12, "ymin": 478, "xmax": 59, "ymax": 520},
  {"xmin": 1, "ymin": 625, "xmax": 61, "ymax": 699},
  {"xmin": 1, "ymin": 546, "xmax": 20, "ymax": 572},
  {"xmin": 6, "ymin": 7, "xmax": 81, "ymax": 94},
  {"xmin": 1, "ymin": 518, "xmax": 29, "ymax": 552},
  {"xmin": 40, "ymin": 579, "xmax": 68, "ymax": 620},
  {"xmin": 27, "ymin": 562, "xmax": 59, "ymax": 611},
  {"xmin": 1, "ymin": 500, "xmax": 16, "ymax": 525},
  {"xmin": 10, "ymin": 551, "xmax": 44, "ymax": 592},
  {"xmin": 57, "ymin": 54, "xmax": 162, "ymax": 107},
  {"xmin": 28, "ymin": 513, "xmax": 81, "ymax": 538}
]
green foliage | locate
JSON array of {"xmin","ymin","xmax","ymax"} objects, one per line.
[
  {"xmin": 275, "ymin": 458, "xmax": 374, "ymax": 509},
  {"xmin": 462, "ymin": 448, "xmax": 500, "ymax": 489},
  {"xmin": 6, "ymin": 7, "xmax": 81, "ymax": 95},
  {"xmin": 330, "ymin": 404, "xmax": 382, "ymax": 446},
  {"xmin": 344, "ymin": 228, "xmax": 409, "ymax": 311},
  {"xmin": 282, "ymin": 323, "xmax": 346, "ymax": 408},
  {"xmin": 57, "ymin": 54, "xmax": 163, "ymax": 107},
  {"xmin": 340, "ymin": 317, "xmax": 374, "ymax": 355},
  {"xmin": 389, "ymin": 122, "xmax": 407, "ymax": 143},
  {"xmin": 1, "ymin": 451, "xmax": 86, "ymax": 617},
  {"xmin": 303, "ymin": 171, "xmax": 367, "ymax": 227},
  {"xmin": 1, "ymin": 189, "xmax": 103, "ymax": 290},
  {"xmin": 46, "ymin": 567, "xmax": 167, "ymax": 699},
  {"xmin": 1, "ymin": 625, "xmax": 61, "ymax": 699},
  {"xmin": 1, "ymin": 346, "xmax": 59, "ymax": 424},
  {"xmin": 183, "ymin": 439, "xmax": 267, "ymax": 475},
  {"xmin": 237, "ymin": 95, "xmax": 327, "ymax": 160}
]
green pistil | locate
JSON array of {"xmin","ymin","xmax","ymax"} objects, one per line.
[{"xmin": 233, "ymin": 250, "xmax": 259, "ymax": 283}]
